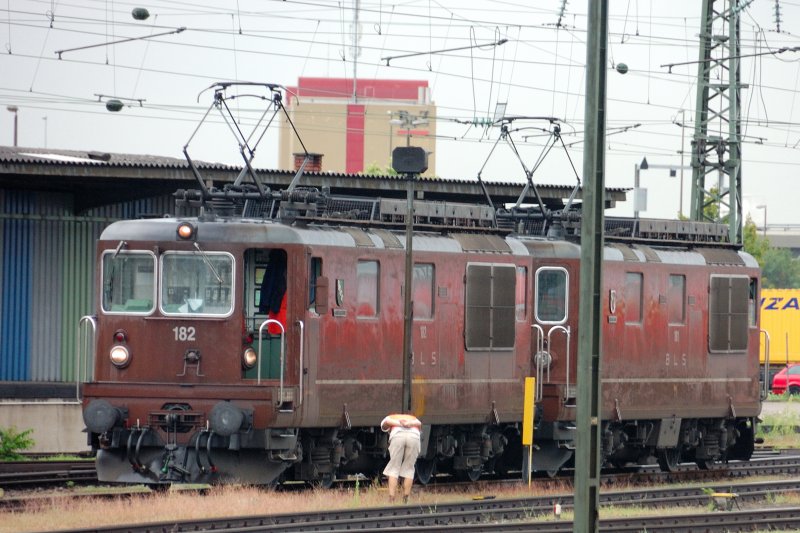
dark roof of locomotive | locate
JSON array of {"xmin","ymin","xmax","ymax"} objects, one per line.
[
  {"xmin": 99, "ymin": 217, "xmax": 758, "ymax": 267},
  {"xmin": 0, "ymin": 145, "xmax": 628, "ymax": 213}
]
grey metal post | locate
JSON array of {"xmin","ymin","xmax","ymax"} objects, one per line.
[
  {"xmin": 402, "ymin": 171, "xmax": 414, "ymax": 413},
  {"xmin": 633, "ymin": 163, "xmax": 640, "ymax": 219},
  {"xmin": 574, "ymin": 0, "xmax": 608, "ymax": 532},
  {"xmin": 392, "ymin": 146, "xmax": 428, "ymax": 414}
]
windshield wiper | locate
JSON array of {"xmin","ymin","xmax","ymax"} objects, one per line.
[
  {"xmin": 113, "ymin": 240, "xmax": 127, "ymax": 258},
  {"xmin": 193, "ymin": 242, "xmax": 224, "ymax": 284}
]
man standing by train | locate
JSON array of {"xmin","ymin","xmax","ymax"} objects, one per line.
[{"xmin": 381, "ymin": 413, "xmax": 422, "ymax": 503}]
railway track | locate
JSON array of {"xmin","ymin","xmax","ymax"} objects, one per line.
[
  {"xmin": 4, "ymin": 452, "xmax": 800, "ymax": 529},
  {"xmin": 0, "ymin": 450, "xmax": 793, "ymax": 494},
  {"xmin": 41, "ymin": 479, "xmax": 800, "ymax": 532},
  {"xmin": 0, "ymin": 460, "xmax": 97, "ymax": 488}
]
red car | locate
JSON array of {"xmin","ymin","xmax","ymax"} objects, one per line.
[{"xmin": 771, "ymin": 364, "xmax": 800, "ymax": 395}]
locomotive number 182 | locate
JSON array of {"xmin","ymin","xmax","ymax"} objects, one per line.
[{"xmin": 173, "ymin": 326, "xmax": 196, "ymax": 341}]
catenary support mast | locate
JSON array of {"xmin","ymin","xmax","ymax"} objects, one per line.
[
  {"xmin": 574, "ymin": 1, "xmax": 608, "ymax": 531},
  {"xmin": 690, "ymin": 0, "xmax": 745, "ymax": 244}
]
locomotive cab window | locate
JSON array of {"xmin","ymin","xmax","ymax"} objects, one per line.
[
  {"xmin": 356, "ymin": 260, "xmax": 379, "ymax": 318},
  {"xmin": 535, "ymin": 267, "xmax": 567, "ymax": 324},
  {"xmin": 309, "ymin": 257, "xmax": 322, "ymax": 311},
  {"xmin": 515, "ymin": 266, "xmax": 527, "ymax": 321},
  {"xmin": 709, "ymin": 274, "xmax": 750, "ymax": 353},
  {"xmin": 413, "ymin": 263, "xmax": 435, "ymax": 320},
  {"xmin": 101, "ymin": 250, "xmax": 156, "ymax": 315},
  {"xmin": 160, "ymin": 251, "xmax": 234, "ymax": 317},
  {"xmin": 624, "ymin": 272, "xmax": 643, "ymax": 325},
  {"xmin": 668, "ymin": 274, "xmax": 686, "ymax": 324},
  {"xmin": 465, "ymin": 263, "xmax": 516, "ymax": 351}
]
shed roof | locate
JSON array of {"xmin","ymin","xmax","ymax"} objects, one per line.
[{"xmin": 0, "ymin": 145, "xmax": 628, "ymax": 213}]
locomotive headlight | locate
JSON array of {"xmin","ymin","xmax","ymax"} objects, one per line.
[
  {"xmin": 110, "ymin": 345, "xmax": 131, "ymax": 368},
  {"xmin": 176, "ymin": 222, "xmax": 196, "ymax": 240},
  {"xmin": 242, "ymin": 347, "xmax": 257, "ymax": 370}
]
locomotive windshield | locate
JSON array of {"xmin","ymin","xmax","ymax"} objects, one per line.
[
  {"xmin": 161, "ymin": 252, "xmax": 234, "ymax": 316},
  {"xmin": 101, "ymin": 251, "xmax": 156, "ymax": 314}
]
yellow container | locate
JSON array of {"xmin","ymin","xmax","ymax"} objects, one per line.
[{"xmin": 760, "ymin": 289, "xmax": 800, "ymax": 366}]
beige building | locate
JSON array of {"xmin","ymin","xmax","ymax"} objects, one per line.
[{"xmin": 279, "ymin": 78, "xmax": 436, "ymax": 176}]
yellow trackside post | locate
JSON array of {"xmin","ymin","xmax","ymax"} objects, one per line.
[{"xmin": 522, "ymin": 377, "xmax": 536, "ymax": 487}]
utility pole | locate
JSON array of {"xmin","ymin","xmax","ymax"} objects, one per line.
[
  {"xmin": 350, "ymin": 0, "xmax": 361, "ymax": 102},
  {"xmin": 679, "ymin": 109, "xmax": 686, "ymax": 218},
  {"xmin": 391, "ymin": 146, "xmax": 428, "ymax": 414},
  {"xmin": 574, "ymin": 1, "xmax": 607, "ymax": 531},
  {"xmin": 690, "ymin": 0, "xmax": 745, "ymax": 243}
]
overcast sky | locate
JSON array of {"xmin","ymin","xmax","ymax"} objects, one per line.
[{"xmin": 2, "ymin": 1, "xmax": 799, "ymax": 225}]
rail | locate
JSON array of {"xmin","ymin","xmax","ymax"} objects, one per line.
[
  {"xmin": 531, "ymin": 324, "xmax": 546, "ymax": 401},
  {"xmin": 531, "ymin": 324, "xmax": 572, "ymax": 402},
  {"xmin": 75, "ymin": 315, "xmax": 97, "ymax": 402},
  {"xmin": 761, "ymin": 329, "xmax": 771, "ymax": 400},
  {"xmin": 548, "ymin": 325, "xmax": 571, "ymax": 402},
  {"xmin": 296, "ymin": 319, "xmax": 304, "ymax": 407}
]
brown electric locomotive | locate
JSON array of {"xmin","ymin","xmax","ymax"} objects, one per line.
[{"xmin": 80, "ymin": 84, "xmax": 763, "ymax": 485}]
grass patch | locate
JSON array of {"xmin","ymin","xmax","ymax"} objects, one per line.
[
  {"xmin": 766, "ymin": 490, "xmax": 800, "ymax": 506},
  {"xmin": 0, "ymin": 479, "xmax": 576, "ymax": 533},
  {"xmin": 32, "ymin": 454, "xmax": 93, "ymax": 462},
  {"xmin": 766, "ymin": 393, "xmax": 800, "ymax": 403},
  {"xmin": 757, "ymin": 408, "xmax": 800, "ymax": 448},
  {"xmin": 3, "ymin": 475, "xmax": 796, "ymax": 533}
]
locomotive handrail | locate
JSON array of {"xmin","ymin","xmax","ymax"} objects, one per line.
[
  {"xmin": 257, "ymin": 319, "xmax": 285, "ymax": 390},
  {"xmin": 547, "ymin": 325, "xmax": 571, "ymax": 402},
  {"xmin": 760, "ymin": 329, "xmax": 771, "ymax": 401},
  {"xmin": 297, "ymin": 320, "xmax": 304, "ymax": 407},
  {"xmin": 531, "ymin": 324, "xmax": 546, "ymax": 401},
  {"xmin": 76, "ymin": 315, "xmax": 97, "ymax": 402}
]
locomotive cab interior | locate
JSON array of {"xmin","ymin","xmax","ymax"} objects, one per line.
[{"xmin": 243, "ymin": 248, "xmax": 287, "ymax": 380}]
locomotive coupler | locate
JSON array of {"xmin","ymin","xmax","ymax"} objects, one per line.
[{"xmin": 160, "ymin": 444, "xmax": 191, "ymax": 481}]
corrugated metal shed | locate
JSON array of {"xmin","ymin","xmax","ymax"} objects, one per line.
[{"xmin": 0, "ymin": 187, "xmax": 176, "ymax": 382}]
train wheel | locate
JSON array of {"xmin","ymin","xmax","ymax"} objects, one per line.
[
  {"xmin": 656, "ymin": 448, "xmax": 681, "ymax": 472},
  {"xmin": 415, "ymin": 458, "xmax": 436, "ymax": 485},
  {"xmin": 695, "ymin": 459, "xmax": 711, "ymax": 470},
  {"xmin": 457, "ymin": 467, "xmax": 482, "ymax": 482}
]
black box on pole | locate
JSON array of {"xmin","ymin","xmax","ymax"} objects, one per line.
[{"xmin": 392, "ymin": 146, "xmax": 428, "ymax": 174}]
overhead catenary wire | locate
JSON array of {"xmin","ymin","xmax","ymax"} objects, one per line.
[{"xmin": 2, "ymin": 0, "xmax": 800, "ymax": 187}]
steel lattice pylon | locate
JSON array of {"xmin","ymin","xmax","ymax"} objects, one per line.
[{"xmin": 690, "ymin": 0, "xmax": 746, "ymax": 244}]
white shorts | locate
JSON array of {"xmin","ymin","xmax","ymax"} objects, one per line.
[{"xmin": 383, "ymin": 430, "xmax": 421, "ymax": 479}]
